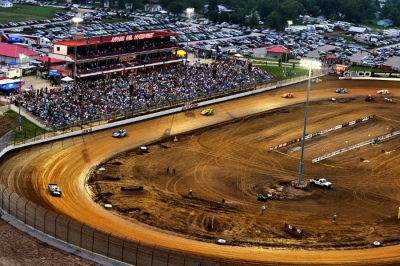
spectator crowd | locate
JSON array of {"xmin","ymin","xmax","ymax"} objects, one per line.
[{"xmin": 14, "ymin": 59, "xmax": 275, "ymax": 127}]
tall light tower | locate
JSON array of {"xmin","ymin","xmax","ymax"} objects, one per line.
[
  {"xmin": 186, "ymin": 8, "xmax": 194, "ymax": 22},
  {"xmin": 293, "ymin": 58, "xmax": 322, "ymax": 189},
  {"xmin": 17, "ymin": 52, "xmax": 27, "ymax": 132},
  {"xmin": 72, "ymin": 16, "xmax": 83, "ymax": 88},
  {"xmin": 284, "ymin": 20, "xmax": 293, "ymax": 76}
]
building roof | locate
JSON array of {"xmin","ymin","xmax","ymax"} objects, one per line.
[
  {"xmin": 0, "ymin": 43, "xmax": 39, "ymax": 58},
  {"xmin": 266, "ymin": 45, "xmax": 290, "ymax": 53},
  {"xmin": 347, "ymin": 26, "xmax": 368, "ymax": 33},
  {"xmin": 36, "ymin": 56, "xmax": 64, "ymax": 63}
]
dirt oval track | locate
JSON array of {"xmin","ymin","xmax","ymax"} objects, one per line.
[{"xmin": 1, "ymin": 76, "xmax": 400, "ymax": 265}]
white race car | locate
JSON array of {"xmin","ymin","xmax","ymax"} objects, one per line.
[
  {"xmin": 217, "ymin": 238, "xmax": 227, "ymax": 245},
  {"xmin": 376, "ymin": 90, "xmax": 389, "ymax": 95},
  {"xmin": 112, "ymin": 129, "xmax": 127, "ymax": 138},
  {"xmin": 335, "ymin": 88, "xmax": 347, "ymax": 93}
]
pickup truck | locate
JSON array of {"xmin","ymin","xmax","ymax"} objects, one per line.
[
  {"xmin": 48, "ymin": 184, "xmax": 62, "ymax": 197},
  {"xmin": 309, "ymin": 178, "xmax": 333, "ymax": 189}
]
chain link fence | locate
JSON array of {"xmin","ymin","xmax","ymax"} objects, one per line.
[{"xmin": 0, "ymin": 183, "xmax": 218, "ymax": 266}]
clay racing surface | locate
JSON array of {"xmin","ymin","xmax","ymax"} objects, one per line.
[{"xmin": 1, "ymin": 76, "xmax": 400, "ymax": 265}]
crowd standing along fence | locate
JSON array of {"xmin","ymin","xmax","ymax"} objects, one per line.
[{"xmin": 0, "ymin": 69, "xmax": 327, "ymax": 265}]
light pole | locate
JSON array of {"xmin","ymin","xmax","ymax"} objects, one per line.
[
  {"xmin": 72, "ymin": 16, "xmax": 83, "ymax": 88},
  {"xmin": 284, "ymin": 20, "xmax": 293, "ymax": 76},
  {"xmin": 17, "ymin": 52, "xmax": 27, "ymax": 132},
  {"xmin": 296, "ymin": 59, "xmax": 322, "ymax": 187},
  {"xmin": 185, "ymin": 8, "xmax": 194, "ymax": 22}
]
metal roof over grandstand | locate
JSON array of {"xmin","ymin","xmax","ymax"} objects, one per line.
[{"xmin": 53, "ymin": 30, "xmax": 179, "ymax": 47}]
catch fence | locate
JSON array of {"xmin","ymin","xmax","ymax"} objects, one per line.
[{"xmin": 0, "ymin": 183, "xmax": 218, "ymax": 266}]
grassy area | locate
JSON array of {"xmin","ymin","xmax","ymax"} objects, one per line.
[
  {"xmin": 232, "ymin": 56, "xmax": 308, "ymax": 79},
  {"xmin": 3, "ymin": 111, "xmax": 47, "ymax": 143},
  {"xmin": 0, "ymin": 4, "xmax": 62, "ymax": 24}
]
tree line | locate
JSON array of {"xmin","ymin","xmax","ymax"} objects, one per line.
[{"xmin": 109, "ymin": 0, "xmax": 400, "ymax": 29}]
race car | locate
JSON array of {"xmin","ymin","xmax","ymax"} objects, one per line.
[
  {"xmin": 112, "ymin": 129, "xmax": 127, "ymax": 138},
  {"xmin": 281, "ymin": 92, "xmax": 293, "ymax": 98},
  {"xmin": 311, "ymin": 78, "xmax": 322, "ymax": 83},
  {"xmin": 335, "ymin": 88, "xmax": 347, "ymax": 93},
  {"xmin": 48, "ymin": 184, "xmax": 62, "ymax": 197},
  {"xmin": 365, "ymin": 95, "xmax": 375, "ymax": 102},
  {"xmin": 200, "ymin": 108, "xmax": 214, "ymax": 116},
  {"xmin": 217, "ymin": 238, "xmax": 227, "ymax": 245},
  {"xmin": 376, "ymin": 90, "xmax": 389, "ymax": 95}
]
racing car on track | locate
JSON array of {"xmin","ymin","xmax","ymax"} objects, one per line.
[
  {"xmin": 281, "ymin": 92, "xmax": 293, "ymax": 98},
  {"xmin": 365, "ymin": 95, "xmax": 375, "ymax": 102},
  {"xmin": 311, "ymin": 78, "xmax": 322, "ymax": 83},
  {"xmin": 335, "ymin": 88, "xmax": 347, "ymax": 93},
  {"xmin": 48, "ymin": 184, "xmax": 62, "ymax": 197},
  {"xmin": 112, "ymin": 129, "xmax": 127, "ymax": 138},
  {"xmin": 200, "ymin": 108, "xmax": 214, "ymax": 116},
  {"xmin": 376, "ymin": 90, "xmax": 389, "ymax": 95}
]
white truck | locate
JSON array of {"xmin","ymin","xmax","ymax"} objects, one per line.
[
  {"xmin": 48, "ymin": 184, "xmax": 62, "ymax": 197},
  {"xmin": 0, "ymin": 67, "xmax": 21, "ymax": 79},
  {"xmin": 309, "ymin": 178, "xmax": 333, "ymax": 189}
]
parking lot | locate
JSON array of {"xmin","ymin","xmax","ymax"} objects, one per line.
[{"xmin": 2, "ymin": 3, "xmax": 400, "ymax": 70}]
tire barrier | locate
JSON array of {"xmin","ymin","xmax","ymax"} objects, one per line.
[
  {"xmin": 269, "ymin": 115, "xmax": 375, "ymax": 152},
  {"xmin": 312, "ymin": 129, "xmax": 400, "ymax": 163}
]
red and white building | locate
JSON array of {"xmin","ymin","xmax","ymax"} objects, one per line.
[
  {"xmin": 0, "ymin": 43, "xmax": 39, "ymax": 67},
  {"xmin": 48, "ymin": 30, "xmax": 182, "ymax": 78}
]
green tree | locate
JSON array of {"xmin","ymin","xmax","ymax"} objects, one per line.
[
  {"xmin": 208, "ymin": 0, "xmax": 219, "ymax": 13},
  {"xmin": 257, "ymin": 0, "xmax": 281, "ymax": 22},
  {"xmin": 209, "ymin": 9, "xmax": 220, "ymax": 22},
  {"xmin": 249, "ymin": 13, "xmax": 259, "ymax": 28},
  {"xmin": 184, "ymin": 0, "xmax": 205, "ymax": 12},
  {"xmin": 317, "ymin": 0, "xmax": 343, "ymax": 20},
  {"xmin": 229, "ymin": 13, "xmax": 239, "ymax": 24},
  {"xmin": 341, "ymin": 0, "xmax": 376, "ymax": 23},
  {"xmin": 219, "ymin": 11, "xmax": 230, "ymax": 23},
  {"xmin": 267, "ymin": 10, "xmax": 281, "ymax": 30},
  {"xmin": 168, "ymin": 2, "xmax": 186, "ymax": 16}
]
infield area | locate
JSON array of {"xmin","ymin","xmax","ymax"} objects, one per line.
[{"xmin": 90, "ymin": 75, "xmax": 400, "ymax": 251}]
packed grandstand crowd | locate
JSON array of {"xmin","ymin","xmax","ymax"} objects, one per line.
[{"xmin": 14, "ymin": 59, "xmax": 275, "ymax": 126}]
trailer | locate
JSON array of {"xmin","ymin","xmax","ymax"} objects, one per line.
[{"xmin": 0, "ymin": 33, "xmax": 52, "ymax": 48}]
